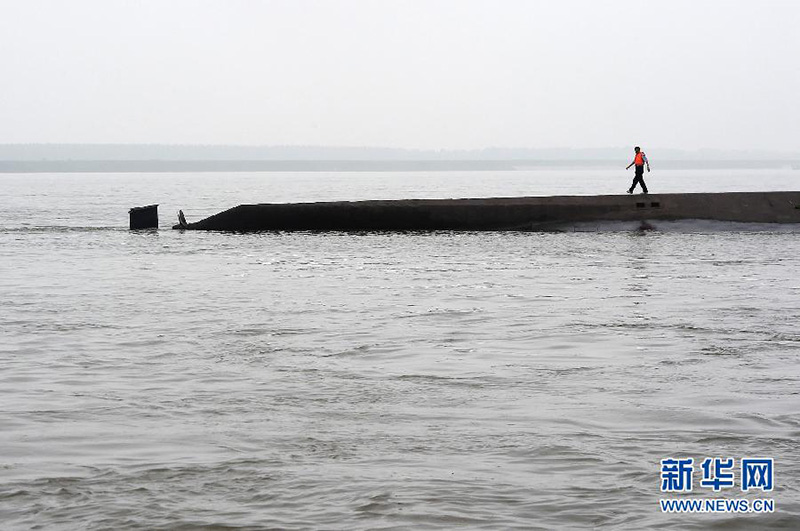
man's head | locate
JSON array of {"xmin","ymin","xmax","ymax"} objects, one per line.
[{"xmin": 634, "ymin": 146, "xmax": 641, "ymax": 153}]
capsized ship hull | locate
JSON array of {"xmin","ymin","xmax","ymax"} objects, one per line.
[{"xmin": 174, "ymin": 191, "xmax": 800, "ymax": 232}]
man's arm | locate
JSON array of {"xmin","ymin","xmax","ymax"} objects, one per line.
[
  {"xmin": 643, "ymin": 153, "xmax": 650, "ymax": 171},
  {"xmin": 626, "ymin": 159, "xmax": 634, "ymax": 169}
]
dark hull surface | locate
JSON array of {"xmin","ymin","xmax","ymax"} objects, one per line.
[{"xmin": 175, "ymin": 191, "xmax": 800, "ymax": 232}]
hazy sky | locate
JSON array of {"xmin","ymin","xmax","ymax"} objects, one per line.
[{"xmin": 2, "ymin": 0, "xmax": 798, "ymax": 150}]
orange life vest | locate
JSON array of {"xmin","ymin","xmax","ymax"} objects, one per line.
[{"xmin": 634, "ymin": 152, "xmax": 645, "ymax": 165}]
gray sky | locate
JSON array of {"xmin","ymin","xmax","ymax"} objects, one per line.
[{"xmin": 1, "ymin": 0, "xmax": 798, "ymax": 151}]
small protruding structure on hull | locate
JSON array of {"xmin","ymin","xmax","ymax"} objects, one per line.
[
  {"xmin": 129, "ymin": 204, "xmax": 159, "ymax": 230},
  {"xmin": 173, "ymin": 210, "xmax": 189, "ymax": 229}
]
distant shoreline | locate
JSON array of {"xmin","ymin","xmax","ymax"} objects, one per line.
[{"xmin": 1, "ymin": 159, "xmax": 798, "ymax": 173}]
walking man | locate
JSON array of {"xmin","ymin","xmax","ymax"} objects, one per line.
[{"xmin": 626, "ymin": 146, "xmax": 650, "ymax": 194}]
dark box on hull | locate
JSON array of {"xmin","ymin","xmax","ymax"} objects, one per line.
[{"xmin": 129, "ymin": 204, "xmax": 159, "ymax": 230}]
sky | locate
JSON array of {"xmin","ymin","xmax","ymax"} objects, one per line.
[{"xmin": 1, "ymin": 0, "xmax": 799, "ymax": 151}]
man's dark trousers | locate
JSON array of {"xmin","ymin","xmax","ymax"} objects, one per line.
[{"xmin": 628, "ymin": 165, "xmax": 648, "ymax": 194}]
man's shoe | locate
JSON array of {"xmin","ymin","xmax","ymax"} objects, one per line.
[{"xmin": 627, "ymin": 189, "xmax": 633, "ymax": 194}]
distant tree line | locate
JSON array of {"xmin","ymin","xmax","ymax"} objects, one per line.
[{"xmin": 0, "ymin": 144, "xmax": 798, "ymax": 161}]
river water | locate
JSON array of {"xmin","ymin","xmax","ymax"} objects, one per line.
[{"xmin": 1, "ymin": 168, "xmax": 799, "ymax": 529}]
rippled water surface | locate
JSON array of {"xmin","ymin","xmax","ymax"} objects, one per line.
[{"xmin": 2, "ymin": 169, "xmax": 800, "ymax": 529}]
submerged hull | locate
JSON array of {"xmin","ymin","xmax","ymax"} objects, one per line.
[{"xmin": 174, "ymin": 191, "xmax": 800, "ymax": 232}]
